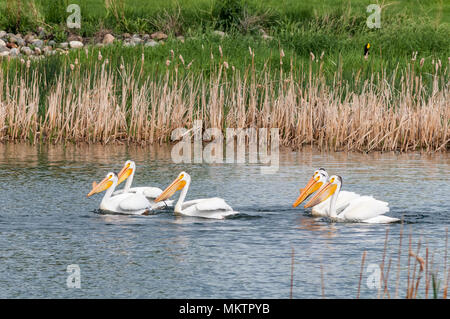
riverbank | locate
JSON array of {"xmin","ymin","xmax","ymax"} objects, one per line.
[
  {"xmin": 1, "ymin": 54, "xmax": 448, "ymax": 152},
  {"xmin": 0, "ymin": 0, "xmax": 448, "ymax": 152}
]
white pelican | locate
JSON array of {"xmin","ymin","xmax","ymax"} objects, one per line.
[
  {"xmin": 114, "ymin": 160, "xmax": 163, "ymax": 198},
  {"xmin": 293, "ymin": 168, "xmax": 360, "ymax": 216},
  {"xmin": 87, "ymin": 172, "xmax": 152, "ymax": 215},
  {"xmin": 154, "ymin": 171, "xmax": 238, "ymax": 219},
  {"xmin": 94, "ymin": 160, "xmax": 173, "ymax": 209},
  {"xmin": 304, "ymin": 175, "xmax": 399, "ymax": 223}
]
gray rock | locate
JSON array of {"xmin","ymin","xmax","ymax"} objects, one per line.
[
  {"xmin": 24, "ymin": 34, "xmax": 35, "ymax": 43},
  {"xmin": 124, "ymin": 41, "xmax": 136, "ymax": 47},
  {"xmin": 60, "ymin": 42, "xmax": 69, "ymax": 49},
  {"xmin": 131, "ymin": 36, "xmax": 142, "ymax": 44},
  {"xmin": 42, "ymin": 46, "xmax": 52, "ymax": 55},
  {"xmin": 48, "ymin": 40, "xmax": 56, "ymax": 47},
  {"xmin": 0, "ymin": 39, "xmax": 6, "ymax": 47},
  {"xmin": 103, "ymin": 33, "xmax": 115, "ymax": 45},
  {"xmin": 20, "ymin": 46, "xmax": 33, "ymax": 56},
  {"xmin": 34, "ymin": 47, "xmax": 42, "ymax": 55},
  {"xmin": 151, "ymin": 31, "xmax": 168, "ymax": 40},
  {"xmin": 9, "ymin": 48, "xmax": 19, "ymax": 57},
  {"xmin": 31, "ymin": 39, "xmax": 44, "ymax": 48},
  {"xmin": 142, "ymin": 34, "xmax": 150, "ymax": 41},
  {"xmin": 69, "ymin": 41, "xmax": 83, "ymax": 49},
  {"xmin": 0, "ymin": 31, "xmax": 6, "ymax": 39},
  {"xmin": 8, "ymin": 35, "xmax": 17, "ymax": 43},
  {"xmin": 0, "ymin": 46, "xmax": 9, "ymax": 53},
  {"xmin": 262, "ymin": 34, "xmax": 273, "ymax": 40},
  {"xmin": 16, "ymin": 37, "xmax": 25, "ymax": 46},
  {"xmin": 144, "ymin": 40, "xmax": 159, "ymax": 47},
  {"xmin": 67, "ymin": 35, "xmax": 83, "ymax": 42},
  {"xmin": 177, "ymin": 36, "xmax": 185, "ymax": 43},
  {"xmin": 0, "ymin": 51, "xmax": 9, "ymax": 57}
]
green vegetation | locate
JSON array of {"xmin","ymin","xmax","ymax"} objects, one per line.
[{"xmin": 0, "ymin": 1, "xmax": 448, "ymax": 150}]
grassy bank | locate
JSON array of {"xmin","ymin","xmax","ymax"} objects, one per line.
[
  {"xmin": 0, "ymin": 0, "xmax": 449, "ymax": 151},
  {"xmin": 1, "ymin": 53, "xmax": 448, "ymax": 151}
]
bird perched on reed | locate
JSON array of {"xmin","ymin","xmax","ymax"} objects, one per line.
[{"xmin": 364, "ymin": 43, "xmax": 370, "ymax": 60}]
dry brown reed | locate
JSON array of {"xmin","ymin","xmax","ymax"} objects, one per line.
[
  {"xmin": 0, "ymin": 57, "xmax": 448, "ymax": 152},
  {"xmin": 358, "ymin": 227, "xmax": 449, "ymax": 299}
]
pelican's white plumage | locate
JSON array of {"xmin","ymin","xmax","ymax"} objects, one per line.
[
  {"xmin": 87, "ymin": 172, "xmax": 152, "ymax": 215},
  {"xmin": 293, "ymin": 168, "xmax": 361, "ymax": 217},
  {"xmin": 305, "ymin": 175, "xmax": 399, "ymax": 223},
  {"xmin": 113, "ymin": 160, "xmax": 173, "ymax": 209},
  {"xmin": 312, "ymin": 190, "xmax": 361, "ymax": 217},
  {"xmin": 154, "ymin": 172, "xmax": 238, "ymax": 219}
]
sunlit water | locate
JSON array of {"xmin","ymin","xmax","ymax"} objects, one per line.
[{"xmin": 0, "ymin": 144, "xmax": 448, "ymax": 298}]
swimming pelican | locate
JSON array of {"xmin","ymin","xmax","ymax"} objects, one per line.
[
  {"xmin": 87, "ymin": 172, "xmax": 152, "ymax": 215},
  {"xmin": 304, "ymin": 175, "xmax": 399, "ymax": 223},
  {"xmin": 293, "ymin": 168, "xmax": 360, "ymax": 216},
  {"xmin": 102, "ymin": 160, "xmax": 173, "ymax": 209},
  {"xmin": 114, "ymin": 160, "xmax": 162, "ymax": 198},
  {"xmin": 154, "ymin": 171, "xmax": 238, "ymax": 219}
]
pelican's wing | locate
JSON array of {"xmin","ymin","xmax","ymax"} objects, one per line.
[
  {"xmin": 337, "ymin": 191, "xmax": 361, "ymax": 204},
  {"xmin": 128, "ymin": 187, "xmax": 163, "ymax": 199},
  {"xmin": 118, "ymin": 194, "xmax": 151, "ymax": 211},
  {"xmin": 142, "ymin": 187, "xmax": 163, "ymax": 199},
  {"xmin": 181, "ymin": 198, "xmax": 212, "ymax": 210},
  {"xmin": 362, "ymin": 215, "xmax": 400, "ymax": 223},
  {"xmin": 180, "ymin": 198, "xmax": 237, "ymax": 219},
  {"xmin": 313, "ymin": 191, "xmax": 360, "ymax": 216},
  {"xmin": 194, "ymin": 197, "xmax": 233, "ymax": 212},
  {"xmin": 340, "ymin": 196, "xmax": 389, "ymax": 221}
]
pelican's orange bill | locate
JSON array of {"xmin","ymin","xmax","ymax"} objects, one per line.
[
  {"xmin": 117, "ymin": 162, "xmax": 132, "ymax": 186},
  {"xmin": 304, "ymin": 181, "xmax": 337, "ymax": 208},
  {"xmin": 154, "ymin": 174, "xmax": 186, "ymax": 202},
  {"xmin": 292, "ymin": 176, "xmax": 323, "ymax": 207},
  {"xmin": 87, "ymin": 175, "xmax": 113, "ymax": 197}
]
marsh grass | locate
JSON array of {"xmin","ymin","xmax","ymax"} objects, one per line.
[
  {"xmin": 357, "ymin": 227, "xmax": 450, "ymax": 299},
  {"xmin": 0, "ymin": 49, "xmax": 448, "ymax": 151}
]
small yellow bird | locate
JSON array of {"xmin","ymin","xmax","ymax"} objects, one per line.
[{"xmin": 364, "ymin": 43, "xmax": 370, "ymax": 59}]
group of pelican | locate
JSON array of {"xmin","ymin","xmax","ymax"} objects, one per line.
[
  {"xmin": 293, "ymin": 168, "xmax": 399, "ymax": 223},
  {"xmin": 87, "ymin": 161, "xmax": 399, "ymax": 223},
  {"xmin": 87, "ymin": 160, "xmax": 238, "ymax": 219}
]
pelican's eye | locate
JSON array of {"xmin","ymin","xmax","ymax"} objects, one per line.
[
  {"xmin": 330, "ymin": 178, "xmax": 335, "ymax": 183},
  {"xmin": 180, "ymin": 174, "xmax": 184, "ymax": 179}
]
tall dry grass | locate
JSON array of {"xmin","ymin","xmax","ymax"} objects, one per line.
[
  {"xmin": 355, "ymin": 227, "xmax": 449, "ymax": 299},
  {"xmin": 0, "ymin": 55, "xmax": 448, "ymax": 152}
]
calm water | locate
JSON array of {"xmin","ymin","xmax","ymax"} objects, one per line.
[{"xmin": 0, "ymin": 144, "xmax": 448, "ymax": 298}]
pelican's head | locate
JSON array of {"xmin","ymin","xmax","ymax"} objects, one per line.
[
  {"xmin": 87, "ymin": 172, "xmax": 117, "ymax": 197},
  {"xmin": 304, "ymin": 175, "xmax": 342, "ymax": 208},
  {"xmin": 117, "ymin": 160, "xmax": 136, "ymax": 186},
  {"xmin": 293, "ymin": 168, "xmax": 329, "ymax": 208},
  {"xmin": 154, "ymin": 171, "xmax": 191, "ymax": 203}
]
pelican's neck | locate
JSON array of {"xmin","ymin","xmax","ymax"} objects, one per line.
[
  {"xmin": 101, "ymin": 178, "xmax": 117, "ymax": 206},
  {"xmin": 328, "ymin": 184, "xmax": 340, "ymax": 218},
  {"xmin": 175, "ymin": 177, "xmax": 190, "ymax": 213},
  {"xmin": 123, "ymin": 168, "xmax": 134, "ymax": 193}
]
